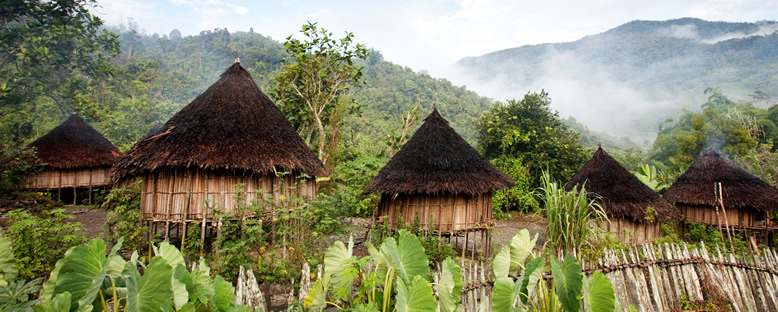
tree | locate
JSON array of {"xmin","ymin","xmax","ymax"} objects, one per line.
[
  {"xmin": 0, "ymin": 0, "xmax": 119, "ymax": 111},
  {"xmin": 0, "ymin": 0, "xmax": 119, "ymax": 146},
  {"xmin": 476, "ymin": 91, "xmax": 588, "ymax": 189},
  {"xmin": 650, "ymin": 89, "xmax": 759, "ymax": 169},
  {"xmin": 272, "ymin": 22, "xmax": 369, "ymax": 169}
]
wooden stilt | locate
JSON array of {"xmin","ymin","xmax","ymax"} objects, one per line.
[
  {"xmin": 73, "ymin": 187, "xmax": 77, "ymax": 206},
  {"xmin": 201, "ymin": 215, "xmax": 207, "ymax": 257},
  {"xmin": 181, "ymin": 222, "xmax": 187, "ymax": 252},
  {"xmin": 165, "ymin": 221, "xmax": 170, "ymax": 241}
]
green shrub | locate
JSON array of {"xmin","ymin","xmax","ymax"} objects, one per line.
[
  {"xmin": 492, "ymin": 156, "xmax": 540, "ymax": 218},
  {"xmin": 103, "ymin": 179, "xmax": 146, "ymax": 253},
  {"xmin": 4, "ymin": 209, "xmax": 86, "ymax": 280}
]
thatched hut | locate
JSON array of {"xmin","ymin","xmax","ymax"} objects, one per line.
[
  {"xmin": 27, "ymin": 114, "xmax": 123, "ymax": 203},
  {"xmin": 664, "ymin": 149, "xmax": 778, "ymax": 229},
  {"xmin": 566, "ymin": 147, "xmax": 678, "ymax": 244},
  {"xmin": 113, "ymin": 63, "xmax": 326, "ymax": 223},
  {"xmin": 363, "ymin": 108, "xmax": 514, "ymax": 235}
]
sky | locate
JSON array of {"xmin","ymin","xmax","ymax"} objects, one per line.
[{"xmin": 93, "ymin": 0, "xmax": 777, "ymax": 76}]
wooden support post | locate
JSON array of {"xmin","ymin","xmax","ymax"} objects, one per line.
[
  {"xmin": 165, "ymin": 221, "xmax": 170, "ymax": 241},
  {"xmin": 201, "ymin": 214, "xmax": 207, "ymax": 257},
  {"xmin": 181, "ymin": 222, "xmax": 187, "ymax": 253},
  {"xmin": 718, "ymin": 182, "xmax": 735, "ymax": 251},
  {"xmin": 73, "ymin": 187, "xmax": 77, "ymax": 206}
]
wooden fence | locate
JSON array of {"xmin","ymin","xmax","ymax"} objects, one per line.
[{"xmin": 236, "ymin": 242, "xmax": 778, "ymax": 311}]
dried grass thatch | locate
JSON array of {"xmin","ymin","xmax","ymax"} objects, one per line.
[
  {"xmin": 112, "ymin": 63, "xmax": 326, "ymax": 179},
  {"xmin": 565, "ymin": 146, "xmax": 677, "ymax": 222},
  {"xmin": 664, "ymin": 149, "xmax": 778, "ymax": 212},
  {"xmin": 28, "ymin": 114, "xmax": 122, "ymax": 169},
  {"xmin": 363, "ymin": 108, "xmax": 514, "ymax": 195}
]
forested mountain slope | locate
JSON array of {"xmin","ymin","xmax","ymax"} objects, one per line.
[{"xmin": 455, "ymin": 18, "xmax": 778, "ymax": 144}]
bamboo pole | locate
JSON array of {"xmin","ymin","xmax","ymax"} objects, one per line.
[{"xmin": 718, "ymin": 182, "xmax": 735, "ymax": 251}]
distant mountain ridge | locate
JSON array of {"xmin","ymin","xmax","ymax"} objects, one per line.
[{"xmin": 455, "ymin": 18, "xmax": 778, "ymax": 144}]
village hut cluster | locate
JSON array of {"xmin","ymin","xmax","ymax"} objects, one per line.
[{"xmin": 22, "ymin": 61, "xmax": 778, "ymax": 253}]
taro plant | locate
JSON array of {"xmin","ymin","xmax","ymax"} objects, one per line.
[
  {"xmin": 304, "ymin": 230, "xmax": 463, "ymax": 311},
  {"xmin": 34, "ymin": 237, "xmax": 241, "ymax": 312},
  {"xmin": 492, "ymin": 229, "xmax": 616, "ymax": 312}
]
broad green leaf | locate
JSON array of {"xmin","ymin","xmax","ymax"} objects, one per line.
[
  {"xmin": 323, "ymin": 236, "xmax": 355, "ymax": 301},
  {"xmin": 54, "ymin": 238, "xmax": 110, "ymax": 312},
  {"xmin": 395, "ymin": 275, "xmax": 437, "ymax": 312},
  {"xmin": 492, "ymin": 277, "xmax": 522, "ymax": 312},
  {"xmin": 178, "ymin": 302, "xmax": 195, "ymax": 312},
  {"xmin": 382, "ymin": 230, "xmax": 429, "ymax": 285},
  {"xmin": 493, "ymin": 244, "xmax": 511, "ymax": 278},
  {"xmin": 583, "ymin": 271, "xmax": 615, "ymax": 312},
  {"xmin": 518, "ymin": 257, "xmax": 544, "ymax": 304},
  {"xmin": 550, "ymin": 254, "xmax": 583, "ymax": 312},
  {"xmin": 211, "ymin": 275, "xmax": 235, "ymax": 312},
  {"xmin": 40, "ymin": 258, "xmax": 65, "ymax": 305},
  {"xmin": 34, "ymin": 291, "xmax": 72, "ymax": 312},
  {"xmin": 303, "ymin": 277, "xmax": 328, "ymax": 311},
  {"xmin": 126, "ymin": 256, "xmax": 173, "ymax": 312},
  {"xmin": 106, "ymin": 255, "xmax": 126, "ymax": 279},
  {"xmin": 171, "ymin": 264, "xmax": 190, "ymax": 310},
  {"xmin": 494, "ymin": 230, "xmax": 537, "ymax": 278},
  {"xmin": 154, "ymin": 242, "xmax": 185, "ymax": 268},
  {"xmin": 509, "ymin": 230, "xmax": 537, "ymax": 273},
  {"xmin": 438, "ymin": 257, "xmax": 463, "ymax": 312},
  {"xmin": 191, "ymin": 257, "xmax": 214, "ymax": 304},
  {"xmin": 0, "ymin": 234, "xmax": 17, "ymax": 287}
]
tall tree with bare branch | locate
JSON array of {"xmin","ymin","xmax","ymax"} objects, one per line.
[{"xmin": 273, "ymin": 22, "xmax": 368, "ymax": 169}]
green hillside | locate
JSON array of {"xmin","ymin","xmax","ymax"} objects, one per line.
[{"xmin": 456, "ymin": 18, "xmax": 778, "ymax": 144}]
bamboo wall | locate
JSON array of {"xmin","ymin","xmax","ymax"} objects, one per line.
[
  {"xmin": 602, "ymin": 218, "xmax": 661, "ymax": 245},
  {"xmin": 139, "ymin": 168, "xmax": 317, "ymax": 222},
  {"xmin": 377, "ymin": 192, "xmax": 492, "ymax": 233},
  {"xmin": 681, "ymin": 204, "xmax": 760, "ymax": 228},
  {"xmin": 27, "ymin": 167, "xmax": 111, "ymax": 189}
]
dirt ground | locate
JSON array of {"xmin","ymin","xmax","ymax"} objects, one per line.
[{"xmin": 63, "ymin": 209, "xmax": 548, "ymax": 254}]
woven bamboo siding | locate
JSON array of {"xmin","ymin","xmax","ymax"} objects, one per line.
[
  {"xmin": 140, "ymin": 169, "xmax": 316, "ymax": 222},
  {"xmin": 681, "ymin": 204, "xmax": 757, "ymax": 228},
  {"xmin": 602, "ymin": 218, "xmax": 660, "ymax": 244},
  {"xmin": 27, "ymin": 167, "xmax": 111, "ymax": 189},
  {"xmin": 377, "ymin": 192, "xmax": 492, "ymax": 233}
]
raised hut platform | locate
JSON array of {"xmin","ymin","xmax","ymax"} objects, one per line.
[
  {"xmin": 566, "ymin": 147, "xmax": 678, "ymax": 244},
  {"xmin": 113, "ymin": 62, "xmax": 326, "ymax": 239},
  {"xmin": 364, "ymin": 108, "xmax": 514, "ymax": 256},
  {"xmin": 665, "ymin": 149, "xmax": 778, "ymax": 244},
  {"xmin": 27, "ymin": 114, "xmax": 122, "ymax": 204}
]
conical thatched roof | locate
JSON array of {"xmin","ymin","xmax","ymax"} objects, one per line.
[
  {"xmin": 363, "ymin": 108, "xmax": 514, "ymax": 195},
  {"xmin": 565, "ymin": 147, "xmax": 677, "ymax": 222},
  {"xmin": 113, "ymin": 63, "xmax": 326, "ymax": 179},
  {"xmin": 664, "ymin": 149, "xmax": 778, "ymax": 212},
  {"xmin": 28, "ymin": 114, "xmax": 122, "ymax": 169}
]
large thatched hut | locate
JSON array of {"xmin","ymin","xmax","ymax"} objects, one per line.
[
  {"xmin": 363, "ymin": 108, "xmax": 514, "ymax": 236},
  {"xmin": 27, "ymin": 114, "xmax": 123, "ymax": 203},
  {"xmin": 113, "ymin": 63, "xmax": 326, "ymax": 224},
  {"xmin": 664, "ymin": 149, "xmax": 778, "ymax": 229},
  {"xmin": 566, "ymin": 147, "xmax": 678, "ymax": 244}
]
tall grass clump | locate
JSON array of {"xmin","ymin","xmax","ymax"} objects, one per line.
[{"xmin": 540, "ymin": 171, "xmax": 608, "ymax": 256}]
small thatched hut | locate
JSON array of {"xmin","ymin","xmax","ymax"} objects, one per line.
[
  {"xmin": 664, "ymin": 149, "xmax": 778, "ymax": 229},
  {"xmin": 363, "ymin": 108, "xmax": 514, "ymax": 235},
  {"xmin": 27, "ymin": 114, "xmax": 123, "ymax": 203},
  {"xmin": 113, "ymin": 63, "xmax": 326, "ymax": 223},
  {"xmin": 566, "ymin": 147, "xmax": 678, "ymax": 244}
]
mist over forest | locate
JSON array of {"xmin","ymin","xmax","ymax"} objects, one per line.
[{"xmin": 453, "ymin": 18, "xmax": 778, "ymax": 146}]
